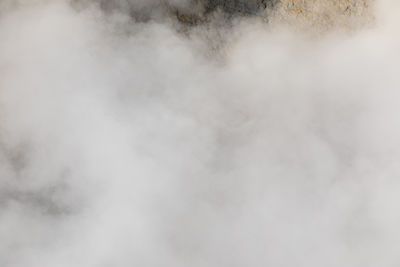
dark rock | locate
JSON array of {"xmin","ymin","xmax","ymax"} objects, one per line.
[
  {"xmin": 176, "ymin": 0, "xmax": 274, "ymax": 25},
  {"xmin": 205, "ymin": 0, "xmax": 268, "ymax": 14}
]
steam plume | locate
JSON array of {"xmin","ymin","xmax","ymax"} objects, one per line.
[{"xmin": 0, "ymin": 1, "xmax": 399, "ymax": 266}]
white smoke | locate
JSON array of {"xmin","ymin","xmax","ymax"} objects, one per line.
[{"xmin": 0, "ymin": 1, "xmax": 400, "ymax": 266}]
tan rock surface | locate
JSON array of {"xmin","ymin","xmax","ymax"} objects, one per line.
[{"xmin": 271, "ymin": 0, "xmax": 372, "ymax": 29}]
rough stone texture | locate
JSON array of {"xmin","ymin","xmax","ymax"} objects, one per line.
[
  {"xmin": 279, "ymin": 0, "xmax": 369, "ymax": 17},
  {"xmin": 176, "ymin": 0, "xmax": 371, "ymax": 26},
  {"xmin": 176, "ymin": 0, "xmax": 271, "ymax": 24},
  {"xmin": 71, "ymin": 0, "xmax": 371, "ymax": 28},
  {"xmin": 204, "ymin": 0, "xmax": 268, "ymax": 14},
  {"xmin": 273, "ymin": 0, "xmax": 372, "ymax": 30}
]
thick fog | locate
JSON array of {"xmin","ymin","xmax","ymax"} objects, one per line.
[{"xmin": 0, "ymin": 0, "xmax": 400, "ymax": 266}]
